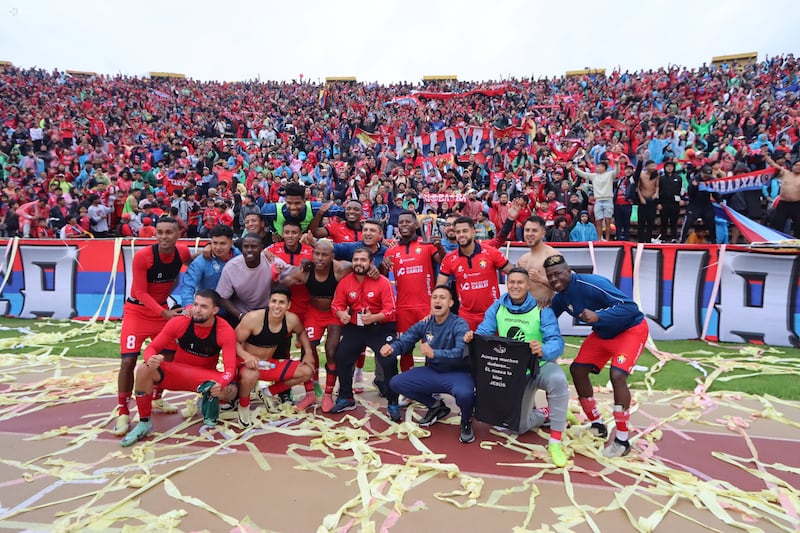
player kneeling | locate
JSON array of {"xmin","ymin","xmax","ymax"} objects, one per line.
[{"xmin": 121, "ymin": 290, "xmax": 259, "ymax": 447}]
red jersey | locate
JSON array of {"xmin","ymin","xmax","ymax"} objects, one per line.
[
  {"xmin": 439, "ymin": 242, "xmax": 509, "ymax": 315},
  {"xmin": 331, "ymin": 273, "xmax": 396, "ymax": 325},
  {"xmin": 143, "ymin": 315, "xmax": 238, "ymax": 387},
  {"xmin": 326, "ymin": 218, "xmax": 362, "ymax": 243},
  {"xmin": 386, "ymin": 237, "xmax": 437, "ymax": 309},
  {"xmin": 267, "ymin": 242, "xmax": 313, "ymax": 316},
  {"xmin": 129, "ymin": 244, "xmax": 192, "ymax": 317}
]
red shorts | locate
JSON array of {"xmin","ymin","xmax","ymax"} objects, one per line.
[
  {"xmin": 156, "ymin": 361, "xmax": 229, "ymax": 392},
  {"xmin": 305, "ymin": 306, "xmax": 336, "ymax": 343},
  {"xmin": 120, "ymin": 303, "xmax": 169, "ymax": 357},
  {"xmin": 575, "ymin": 319, "xmax": 648, "ymax": 374},
  {"xmin": 396, "ymin": 306, "xmax": 430, "ymax": 334},
  {"xmin": 258, "ymin": 359, "xmax": 301, "ymax": 383},
  {"xmin": 459, "ymin": 311, "xmax": 484, "ymax": 332}
]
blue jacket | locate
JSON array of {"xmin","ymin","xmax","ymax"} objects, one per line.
[
  {"xmin": 551, "ymin": 272, "xmax": 644, "ymax": 339},
  {"xmin": 390, "ymin": 312, "xmax": 471, "ymax": 372},
  {"xmin": 180, "ymin": 249, "xmax": 241, "ymax": 306},
  {"xmin": 476, "ymin": 293, "xmax": 564, "ymax": 362},
  {"xmin": 570, "ymin": 222, "xmax": 598, "ymax": 242}
]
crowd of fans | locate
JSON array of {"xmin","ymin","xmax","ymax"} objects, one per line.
[{"xmin": 0, "ymin": 54, "xmax": 798, "ymax": 243}]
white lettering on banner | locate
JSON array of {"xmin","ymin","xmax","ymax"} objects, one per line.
[
  {"xmin": 717, "ymin": 252, "xmax": 797, "ymax": 345},
  {"xmin": 413, "ymin": 136, "xmax": 423, "ymax": 151},
  {"xmin": 18, "ymin": 245, "xmax": 78, "ymax": 318},
  {"xmin": 638, "ymin": 248, "xmax": 709, "ymax": 339},
  {"xmin": 471, "ymin": 128, "xmax": 483, "ymax": 152},
  {"xmin": 444, "ymin": 129, "xmax": 457, "ymax": 152}
]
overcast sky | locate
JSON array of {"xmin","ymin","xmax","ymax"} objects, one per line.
[{"xmin": 1, "ymin": 0, "xmax": 797, "ymax": 84}]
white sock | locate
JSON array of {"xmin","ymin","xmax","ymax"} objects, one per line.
[
  {"xmin": 549, "ymin": 437, "xmax": 561, "ymax": 445},
  {"xmin": 616, "ymin": 430, "xmax": 628, "ymax": 441}
]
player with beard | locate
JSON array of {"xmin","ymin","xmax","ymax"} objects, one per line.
[
  {"xmin": 544, "ymin": 255, "xmax": 648, "ymax": 458},
  {"xmin": 236, "ymin": 285, "xmax": 317, "ymax": 411},
  {"xmin": 381, "ymin": 286, "xmax": 473, "ymax": 442},
  {"xmin": 464, "ymin": 269, "xmax": 568, "ymax": 466},
  {"xmin": 329, "ymin": 247, "xmax": 400, "ymax": 420},
  {"xmin": 120, "ymin": 289, "xmax": 259, "ymax": 446},
  {"xmin": 381, "ymin": 210, "xmax": 447, "ymax": 372},
  {"xmin": 309, "ymin": 199, "xmax": 364, "ymax": 243},
  {"xmin": 114, "ymin": 217, "xmax": 193, "ymax": 437},
  {"xmin": 516, "ymin": 216, "xmax": 559, "ymax": 303},
  {"xmin": 280, "ymin": 239, "xmax": 353, "ymax": 411},
  {"xmin": 436, "ymin": 216, "xmax": 516, "ymax": 330}
]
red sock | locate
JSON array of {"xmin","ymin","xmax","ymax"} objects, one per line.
[
  {"xmin": 356, "ymin": 351, "xmax": 366, "ymax": 369},
  {"xmin": 118, "ymin": 393, "xmax": 131, "ymax": 415},
  {"xmin": 304, "ymin": 381, "xmax": 314, "ymax": 392},
  {"xmin": 135, "ymin": 392, "xmax": 152, "ymax": 419},
  {"xmin": 613, "ymin": 406, "xmax": 630, "ymax": 433},
  {"xmin": 325, "ymin": 366, "xmax": 337, "ymax": 395},
  {"xmin": 578, "ymin": 397, "xmax": 601, "ymax": 422},
  {"xmin": 400, "ymin": 353, "xmax": 414, "ymax": 372},
  {"xmin": 550, "ymin": 430, "xmax": 562, "ymax": 441},
  {"xmin": 269, "ymin": 383, "xmax": 290, "ymax": 395},
  {"xmin": 239, "ymin": 395, "xmax": 251, "ymax": 408}
]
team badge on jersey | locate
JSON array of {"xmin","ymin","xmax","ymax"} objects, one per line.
[
  {"xmin": 426, "ymin": 332, "xmax": 434, "ymax": 342},
  {"xmin": 415, "ymin": 247, "xmax": 421, "ymax": 255},
  {"xmin": 479, "ymin": 259, "xmax": 487, "ymax": 269},
  {"xmin": 349, "ymin": 291, "xmax": 357, "ymax": 299}
]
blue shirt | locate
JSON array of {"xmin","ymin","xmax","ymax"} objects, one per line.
[
  {"xmin": 180, "ymin": 248, "xmax": 241, "ymax": 306},
  {"xmin": 390, "ymin": 312, "xmax": 470, "ymax": 372},
  {"xmin": 551, "ymin": 272, "xmax": 644, "ymax": 339}
]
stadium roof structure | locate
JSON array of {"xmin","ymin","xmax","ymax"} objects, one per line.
[
  {"xmin": 149, "ymin": 71, "xmax": 186, "ymax": 79},
  {"xmin": 565, "ymin": 68, "xmax": 606, "ymax": 78},
  {"xmin": 423, "ymin": 75, "xmax": 458, "ymax": 81},
  {"xmin": 65, "ymin": 70, "xmax": 97, "ymax": 77},
  {"xmin": 325, "ymin": 76, "xmax": 357, "ymax": 82},
  {"xmin": 711, "ymin": 52, "xmax": 758, "ymax": 67}
]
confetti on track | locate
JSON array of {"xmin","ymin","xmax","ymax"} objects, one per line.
[{"xmin": 0, "ymin": 321, "xmax": 799, "ymax": 532}]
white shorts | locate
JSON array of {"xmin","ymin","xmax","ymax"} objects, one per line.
[{"xmin": 594, "ymin": 199, "xmax": 614, "ymax": 219}]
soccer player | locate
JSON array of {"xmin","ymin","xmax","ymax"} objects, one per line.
[
  {"xmin": 308, "ymin": 199, "xmax": 364, "ymax": 243},
  {"xmin": 120, "ymin": 289, "xmax": 259, "ymax": 446},
  {"xmin": 236, "ymin": 285, "xmax": 318, "ymax": 411},
  {"xmin": 544, "ymin": 254, "xmax": 648, "ymax": 458},
  {"xmin": 267, "ymin": 220, "xmax": 313, "ymax": 325},
  {"xmin": 465, "ymin": 268, "xmax": 568, "ymax": 467},
  {"xmin": 382, "ymin": 210, "xmax": 446, "ymax": 372},
  {"xmin": 436, "ymin": 216, "xmax": 515, "ymax": 330},
  {"xmin": 114, "ymin": 217, "xmax": 193, "ymax": 436},
  {"xmin": 329, "ymin": 247, "xmax": 400, "ymax": 421},
  {"xmin": 381, "ymin": 286, "xmax": 473, "ymax": 442},
  {"xmin": 280, "ymin": 239, "xmax": 353, "ymax": 411}
]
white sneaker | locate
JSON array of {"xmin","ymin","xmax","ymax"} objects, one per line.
[
  {"xmin": 601, "ymin": 438, "xmax": 631, "ymax": 458},
  {"xmin": 238, "ymin": 404, "xmax": 251, "ymax": 428},
  {"xmin": 113, "ymin": 414, "xmax": 130, "ymax": 436}
]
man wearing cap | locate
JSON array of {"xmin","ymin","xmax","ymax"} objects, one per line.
[
  {"xmin": 544, "ymin": 254, "xmax": 648, "ymax": 458},
  {"xmin": 462, "ymin": 189, "xmax": 484, "ymax": 222}
]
